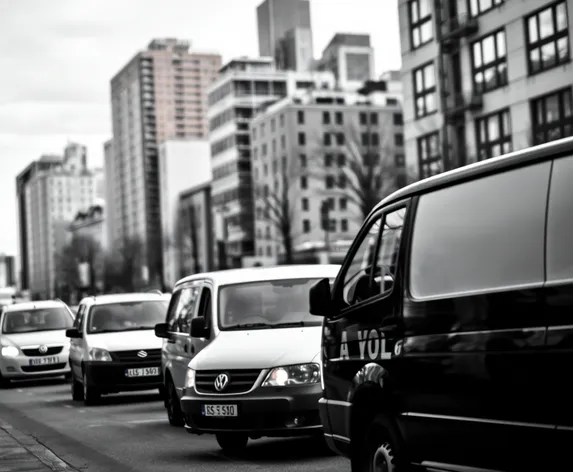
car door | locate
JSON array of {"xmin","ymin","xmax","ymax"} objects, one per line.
[
  {"xmin": 166, "ymin": 280, "xmax": 203, "ymax": 394},
  {"xmin": 69, "ymin": 304, "xmax": 86, "ymax": 379},
  {"xmin": 322, "ymin": 202, "xmax": 409, "ymax": 438}
]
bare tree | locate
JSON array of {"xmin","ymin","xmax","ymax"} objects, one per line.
[
  {"xmin": 56, "ymin": 235, "xmax": 102, "ymax": 292},
  {"xmin": 104, "ymin": 236, "xmax": 144, "ymax": 292}
]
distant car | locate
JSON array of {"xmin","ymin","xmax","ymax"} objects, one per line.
[
  {"xmin": 66, "ymin": 292, "xmax": 170, "ymax": 405},
  {"xmin": 0, "ymin": 300, "xmax": 75, "ymax": 387}
]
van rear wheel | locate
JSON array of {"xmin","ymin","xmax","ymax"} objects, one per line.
[
  {"xmin": 215, "ymin": 432, "xmax": 248, "ymax": 453},
  {"xmin": 352, "ymin": 414, "xmax": 404, "ymax": 472}
]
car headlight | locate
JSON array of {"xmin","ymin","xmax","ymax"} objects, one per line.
[
  {"xmin": 88, "ymin": 347, "xmax": 112, "ymax": 362},
  {"xmin": 0, "ymin": 338, "xmax": 19, "ymax": 357},
  {"xmin": 262, "ymin": 363, "xmax": 321, "ymax": 387},
  {"xmin": 184, "ymin": 369, "xmax": 196, "ymax": 389}
]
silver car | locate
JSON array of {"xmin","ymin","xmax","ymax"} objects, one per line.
[{"xmin": 0, "ymin": 300, "xmax": 74, "ymax": 387}]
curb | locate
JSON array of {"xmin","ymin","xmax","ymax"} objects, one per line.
[{"xmin": 0, "ymin": 419, "xmax": 81, "ymax": 471}]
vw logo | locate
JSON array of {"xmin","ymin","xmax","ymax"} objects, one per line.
[
  {"xmin": 214, "ymin": 373, "xmax": 229, "ymax": 392},
  {"xmin": 38, "ymin": 345, "xmax": 48, "ymax": 354},
  {"xmin": 137, "ymin": 350, "xmax": 148, "ymax": 358}
]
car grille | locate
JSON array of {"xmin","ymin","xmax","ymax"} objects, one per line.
[
  {"xmin": 195, "ymin": 369, "xmax": 262, "ymax": 394},
  {"xmin": 110, "ymin": 349, "xmax": 162, "ymax": 363},
  {"xmin": 21, "ymin": 346, "xmax": 64, "ymax": 357},
  {"xmin": 21, "ymin": 363, "xmax": 67, "ymax": 373}
]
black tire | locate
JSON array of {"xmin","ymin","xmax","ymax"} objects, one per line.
[
  {"xmin": 165, "ymin": 378, "xmax": 185, "ymax": 427},
  {"xmin": 351, "ymin": 414, "xmax": 405, "ymax": 472},
  {"xmin": 0, "ymin": 373, "xmax": 11, "ymax": 389},
  {"xmin": 64, "ymin": 372, "xmax": 72, "ymax": 381},
  {"xmin": 215, "ymin": 432, "xmax": 249, "ymax": 453},
  {"xmin": 83, "ymin": 371, "xmax": 100, "ymax": 406},
  {"xmin": 71, "ymin": 374, "xmax": 84, "ymax": 401}
]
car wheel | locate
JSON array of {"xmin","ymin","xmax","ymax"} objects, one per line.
[
  {"xmin": 82, "ymin": 371, "xmax": 100, "ymax": 406},
  {"xmin": 0, "ymin": 373, "xmax": 11, "ymax": 389},
  {"xmin": 165, "ymin": 378, "xmax": 185, "ymax": 427},
  {"xmin": 71, "ymin": 374, "xmax": 84, "ymax": 401},
  {"xmin": 352, "ymin": 414, "xmax": 404, "ymax": 472},
  {"xmin": 215, "ymin": 432, "xmax": 248, "ymax": 453},
  {"xmin": 64, "ymin": 372, "xmax": 72, "ymax": 381}
]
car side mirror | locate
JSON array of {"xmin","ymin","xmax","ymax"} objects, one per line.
[
  {"xmin": 309, "ymin": 278, "xmax": 333, "ymax": 317},
  {"xmin": 154, "ymin": 322, "xmax": 170, "ymax": 339},
  {"xmin": 65, "ymin": 328, "xmax": 82, "ymax": 339},
  {"xmin": 190, "ymin": 317, "xmax": 209, "ymax": 338}
]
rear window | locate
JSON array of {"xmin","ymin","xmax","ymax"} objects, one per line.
[{"xmin": 2, "ymin": 307, "xmax": 73, "ymax": 334}]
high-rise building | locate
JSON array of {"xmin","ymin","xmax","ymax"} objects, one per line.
[
  {"xmin": 257, "ymin": 0, "xmax": 314, "ymax": 71},
  {"xmin": 250, "ymin": 83, "xmax": 405, "ymax": 264},
  {"xmin": 0, "ymin": 255, "xmax": 16, "ymax": 288},
  {"xmin": 16, "ymin": 143, "xmax": 102, "ymax": 298},
  {"xmin": 398, "ymin": 0, "xmax": 573, "ymax": 180},
  {"xmin": 317, "ymin": 33, "xmax": 376, "ymax": 91},
  {"xmin": 107, "ymin": 38, "xmax": 221, "ymax": 286},
  {"xmin": 207, "ymin": 57, "xmax": 333, "ymax": 267}
]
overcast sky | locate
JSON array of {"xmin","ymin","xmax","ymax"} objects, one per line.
[{"xmin": 0, "ymin": 0, "xmax": 401, "ymax": 259}]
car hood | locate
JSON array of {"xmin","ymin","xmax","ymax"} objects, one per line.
[
  {"xmin": 2, "ymin": 330, "xmax": 69, "ymax": 347},
  {"xmin": 88, "ymin": 329, "xmax": 162, "ymax": 352},
  {"xmin": 191, "ymin": 326, "xmax": 322, "ymax": 370}
]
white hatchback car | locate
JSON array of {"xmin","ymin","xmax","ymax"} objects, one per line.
[{"xmin": 0, "ymin": 300, "xmax": 74, "ymax": 387}]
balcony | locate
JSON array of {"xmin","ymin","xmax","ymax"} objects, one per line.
[
  {"xmin": 445, "ymin": 92, "xmax": 483, "ymax": 124},
  {"xmin": 441, "ymin": 14, "xmax": 479, "ymax": 52}
]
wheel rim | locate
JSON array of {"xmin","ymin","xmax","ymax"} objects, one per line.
[{"xmin": 372, "ymin": 443, "xmax": 393, "ymax": 472}]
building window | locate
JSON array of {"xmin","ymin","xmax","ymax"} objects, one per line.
[
  {"xmin": 469, "ymin": 0, "xmax": 504, "ymax": 17},
  {"xmin": 300, "ymin": 176, "xmax": 308, "ymax": 189},
  {"xmin": 417, "ymin": 132, "xmax": 442, "ymax": 179},
  {"xmin": 336, "ymin": 133, "xmax": 345, "ymax": 146},
  {"xmin": 526, "ymin": 1, "xmax": 570, "ymax": 75},
  {"xmin": 337, "ymin": 154, "xmax": 345, "ymax": 166},
  {"xmin": 302, "ymin": 198, "xmax": 309, "ymax": 211},
  {"xmin": 475, "ymin": 109, "xmax": 512, "ymax": 160},
  {"xmin": 339, "ymin": 198, "xmax": 347, "ymax": 210},
  {"xmin": 300, "ymin": 154, "xmax": 307, "ymax": 167},
  {"xmin": 359, "ymin": 112, "xmax": 367, "ymax": 125},
  {"xmin": 394, "ymin": 133, "xmax": 404, "ymax": 146},
  {"xmin": 324, "ymin": 133, "xmax": 332, "ymax": 146},
  {"xmin": 413, "ymin": 62, "xmax": 437, "ymax": 118},
  {"xmin": 297, "ymin": 110, "xmax": 305, "ymax": 124},
  {"xmin": 324, "ymin": 154, "xmax": 334, "ymax": 167},
  {"xmin": 326, "ymin": 175, "xmax": 335, "ymax": 189},
  {"xmin": 393, "ymin": 113, "xmax": 403, "ymax": 125},
  {"xmin": 298, "ymin": 132, "xmax": 306, "ymax": 146},
  {"xmin": 303, "ymin": 220, "xmax": 311, "ymax": 233},
  {"xmin": 409, "ymin": 0, "xmax": 433, "ymax": 49},
  {"xmin": 335, "ymin": 112, "xmax": 343, "ymax": 125},
  {"xmin": 338, "ymin": 174, "xmax": 346, "ymax": 188},
  {"xmin": 341, "ymin": 219, "xmax": 348, "ymax": 232},
  {"xmin": 370, "ymin": 113, "xmax": 378, "ymax": 125},
  {"xmin": 280, "ymin": 114, "xmax": 285, "ymax": 127},
  {"xmin": 472, "ymin": 29, "xmax": 507, "ymax": 93},
  {"xmin": 531, "ymin": 87, "xmax": 573, "ymax": 145},
  {"xmin": 323, "ymin": 111, "xmax": 331, "ymax": 124}
]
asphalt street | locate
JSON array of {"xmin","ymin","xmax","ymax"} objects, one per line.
[{"xmin": 0, "ymin": 377, "xmax": 346, "ymax": 472}]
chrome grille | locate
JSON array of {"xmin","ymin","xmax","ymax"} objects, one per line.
[{"xmin": 195, "ymin": 369, "xmax": 261, "ymax": 394}]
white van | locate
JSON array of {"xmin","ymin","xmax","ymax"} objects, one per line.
[{"xmin": 167, "ymin": 265, "xmax": 340, "ymax": 452}]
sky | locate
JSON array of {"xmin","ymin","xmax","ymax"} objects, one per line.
[{"xmin": 0, "ymin": 0, "xmax": 401, "ymax": 258}]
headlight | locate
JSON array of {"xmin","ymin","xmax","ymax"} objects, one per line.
[
  {"xmin": 184, "ymin": 369, "xmax": 196, "ymax": 389},
  {"xmin": 88, "ymin": 347, "xmax": 112, "ymax": 362},
  {"xmin": 0, "ymin": 338, "xmax": 19, "ymax": 357},
  {"xmin": 262, "ymin": 363, "xmax": 321, "ymax": 387}
]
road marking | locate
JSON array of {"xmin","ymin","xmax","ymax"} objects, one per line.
[
  {"xmin": 63, "ymin": 404, "xmax": 72, "ymax": 408},
  {"xmin": 78, "ymin": 409, "xmax": 85, "ymax": 413},
  {"xmin": 17, "ymin": 388, "xmax": 23, "ymax": 392},
  {"xmin": 127, "ymin": 418, "xmax": 167, "ymax": 424}
]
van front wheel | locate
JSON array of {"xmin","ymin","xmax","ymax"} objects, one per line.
[
  {"xmin": 215, "ymin": 432, "xmax": 248, "ymax": 453},
  {"xmin": 352, "ymin": 414, "xmax": 404, "ymax": 472}
]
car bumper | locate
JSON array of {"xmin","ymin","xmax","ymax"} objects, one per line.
[
  {"xmin": 180, "ymin": 383, "xmax": 323, "ymax": 438},
  {"xmin": 0, "ymin": 352, "xmax": 71, "ymax": 379},
  {"xmin": 319, "ymin": 397, "xmax": 350, "ymax": 457},
  {"xmin": 84, "ymin": 361, "xmax": 162, "ymax": 392}
]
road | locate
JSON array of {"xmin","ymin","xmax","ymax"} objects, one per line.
[{"xmin": 0, "ymin": 377, "xmax": 347, "ymax": 472}]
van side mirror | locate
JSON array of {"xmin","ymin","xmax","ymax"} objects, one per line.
[
  {"xmin": 309, "ymin": 278, "xmax": 333, "ymax": 317},
  {"xmin": 65, "ymin": 328, "xmax": 82, "ymax": 339},
  {"xmin": 154, "ymin": 322, "xmax": 170, "ymax": 339},
  {"xmin": 190, "ymin": 317, "xmax": 209, "ymax": 338}
]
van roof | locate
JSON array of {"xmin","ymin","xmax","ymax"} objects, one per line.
[
  {"xmin": 373, "ymin": 135, "xmax": 573, "ymax": 215},
  {"xmin": 174, "ymin": 264, "xmax": 341, "ymax": 289}
]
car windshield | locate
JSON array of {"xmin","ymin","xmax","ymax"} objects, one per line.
[
  {"xmin": 87, "ymin": 300, "xmax": 168, "ymax": 334},
  {"xmin": 1, "ymin": 307, "xmax": 73, "ymax": 334},
  {"xmin": 218, "ymin": 278, "xmax": 328, "ymax": 331}
]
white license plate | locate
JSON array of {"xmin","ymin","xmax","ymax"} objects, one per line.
[
  {"xmin": 29, "ymin": 356, "xmax": 59, "ymax": 366},
  {"xmin": 202, "ymin": 404, "xmax": 238, "ymax": 417},
  {"xmin": 125, "ymin": 367, "xmax": 160, "ymax": 377}
]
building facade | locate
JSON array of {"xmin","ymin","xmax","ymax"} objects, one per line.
[
  {"xmin": 0, "ymin": 255, "xmax": 16, "ymax": 289},
  {"xmin": 16, "ymin": 143, "xmax": 102, "ymax": 298},
  {"xmin": 250, "ymin": 85, "xmax": 405, "ymax": 264},
  {"xmin": 108, "ymin": 38, "xmax": 221, "ymax": 286},
  {"xmin": 257, "ymin": 0, "xmax": 314, "ymax": 71},
  {"xmin": 207, "ymin": 57, "xmax": 335, "ymax": 267},
  {"xmin": 159, "ymin": 139, "xmax": 211, "ymax": 287},
  {"xmin": 398, "ymin": 0, "xmax": 573, "ymax": 180},
  {"xmin": 177, "ymin": 183, "xmax": 214, "ymax": 283}
]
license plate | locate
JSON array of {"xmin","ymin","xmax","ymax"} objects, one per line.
[
  {"xmin": 29, "ymin": 356, "xmax": 59, "ymax": 366},
  {"xmin": 125, "ymin": 367, "xmax": 160, "ymax": 377},
  {"xmin": 202, "ymin": 404, "xmax": 238, "ymax": 417}
]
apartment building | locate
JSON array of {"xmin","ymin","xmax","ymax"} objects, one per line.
[
  {"xmin": 250, "ymin": 84, "xmax": 405, "ymax": 264},
  {"xmin": 207, "ymin": 57, "xmax": 334, "ymax": 268},
  {"xmin": 16, "ymin": 143, "xmax": 102, "ymax": 298},
  {"xmin": 399, "ymin": 0, "xmax": 573, "ymax": 179},
  {"xmin": 108, "ymin": 38, "xmax": 221, "ymax": 286}
]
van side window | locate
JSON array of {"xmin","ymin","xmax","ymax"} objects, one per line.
[
  {"xmin": 409, "ymin": 162, "xmax": 551, "ymax": 299},
  {"xmin": 166, "ymin": 292, "xmax": 182, "ymax": 332},
  {"xmin": 197, "ymin": 287, "xmax": 212, "ymax": 330},
  {"xmin": 374, "ymin": 207, "xmax": 406, "ymax": 295},
  {"xmin": 174, "ymin": 285, "xmax": 202, "ymax": 333},
  {"xmin": 74, "ymin": 305, "xmax": 84, "ymax": 329},
  {"xmin": 546, "ymin": 154, "xmax": 573, "ymax": 282}
]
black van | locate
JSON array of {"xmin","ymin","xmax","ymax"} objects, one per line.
[{"xmin": 309, "ymin": 136, "xmax": 573, "ymax": 472}]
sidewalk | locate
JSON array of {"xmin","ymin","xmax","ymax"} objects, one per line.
[{"xmin": 0, "ymin": 419, "xmax": 80, "ymax": 472}]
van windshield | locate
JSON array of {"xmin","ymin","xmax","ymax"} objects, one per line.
[
  {"xmin": 218, "ymin": 278, "xmax": 328, "ymax": 331},
  {"xmin": 87, "ymin": 300, "xmax": 168, "ymax": 334},
  {"xmin": 2, "ymin": 307, "xmax": 73, "ymax": 334}
]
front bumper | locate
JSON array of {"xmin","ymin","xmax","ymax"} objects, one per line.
[
  {"xmin": 84, "ymin": 361, "xmax": 162, "ymax": 393},
  {"xmin": 0, "ymin": 350, "xmax": 71, "ymax": 380},
  {"xmin": 180, "ymin": 383, "xmax": 323, "ymax": 438}
]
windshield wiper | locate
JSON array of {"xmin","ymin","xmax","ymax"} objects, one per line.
[
  {"xmin": 232, "ymin": 323, "xmax": 272, "ymax": 329},
  {"xmin": 269, "ymin": 321, "xmax": 307, "ymax": 328}
]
